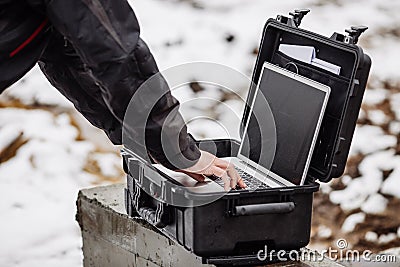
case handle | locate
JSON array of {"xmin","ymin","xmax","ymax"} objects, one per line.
[{"xmin": 234, "ymin": 202, "xmax": 295, "ymax": 216}]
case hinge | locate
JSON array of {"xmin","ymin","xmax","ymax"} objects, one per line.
[
  {"xmin": 335, "ymin": 137, "xmax": 346, "ymax": 155},
  {"xmin": 350, "ymin": 79, "xmax": 360, "ymax": 97}
]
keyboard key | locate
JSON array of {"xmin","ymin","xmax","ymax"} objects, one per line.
[
  {"xmin": 235, "ymin": 167, "xmax": 270, "ymax": 190},
  {"xmin": 209, "ymin": 168, "xmax": 271, "ymax": 190}
]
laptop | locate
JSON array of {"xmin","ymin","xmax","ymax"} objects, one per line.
[{"xmin": 154, "ymin": 62, "xmax": 330, "ymax": 191}]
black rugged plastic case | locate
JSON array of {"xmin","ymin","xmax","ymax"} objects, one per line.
[{"xmin": 123, "ymin": 10, "xmax": 371, "ymax": 265}]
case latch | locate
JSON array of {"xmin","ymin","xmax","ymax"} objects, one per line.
[
  {"xmin": 289, "ymin": 9, "xmax": 311, "ymax": 27},
  {"xmin": 276, "ymin": 8, "xmax": 310, "ymax": 28},
  {"xmin": 331, "ymin": 26, "xmax": 368, "ymax": 45},
  {"xmin": 345, "ymin": 26, "xmax": 368, "ymax": 45},
  {"xmin": 132, "ymin": 183, "xmax": 172, "ymax": 228}
]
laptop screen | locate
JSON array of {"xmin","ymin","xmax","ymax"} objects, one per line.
[{"xmin": 239, "ymin": 63, "xmax": 329, "ymax": 185}]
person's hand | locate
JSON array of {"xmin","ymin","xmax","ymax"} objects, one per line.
[{"xmin": 178, "ymin": 150, "xmax": 246, "ymax": 191}]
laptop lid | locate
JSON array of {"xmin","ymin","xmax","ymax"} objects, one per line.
[{"xmin": 238, "ymin": 62, "xmax": 330, "ymax": 185}]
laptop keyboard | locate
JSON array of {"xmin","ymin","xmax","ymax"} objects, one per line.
[
  {"xmin": 212, "ymin": 167, "xmax": 270, "ymax": 190},
  {"xmin": 236, "ymin": 168, "xmax": 271, "ymax": 190}
]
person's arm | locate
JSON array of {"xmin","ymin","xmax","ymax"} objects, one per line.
[
  {"xmin": 33, "ymin": 0, "xmax": 244, "ymax": 188},
  {"xmin": 38, "ymin": 30, "xmax": 123, "ymax": 144},
  {"xmin": 38, "ymin": 0, "xmax": 200, "ymax": 169},
  {"xmin": 37, "ymin": 0, "xmax": 199, "ymax": 169}
]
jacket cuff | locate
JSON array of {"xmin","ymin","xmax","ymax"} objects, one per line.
[{"xmin": 152, "ymin": 134, "xmax": 201, "ymax": 170}]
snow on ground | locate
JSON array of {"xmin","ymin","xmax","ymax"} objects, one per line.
[
  {"xmin": 317, "ymin": 225, "xmax": 333, "ymax": 239},
  {"xmin": 361, "ymin": 193, "xmax": 388, "ymax": 214},
  {"xmin": 0, "ymin": 108, "xmax": 124, "ymax": 267},
  {"xmin": 381, "ymin": 168, "xmax": 400, "ymax": 198},
  {"xmin": 342, "ymin": 212, "xmax": 366, "ymax": 233},
  {"xmin": 1, "ymin": 0, "xmax": 400, "ymax": 266},
  {"xmin": 350, "ymin": 126, "xmax": 397, "ymax": 155},
  {"xmin": 365, "ymin": 231, "xmax": 379, "ymax": 243},
  {"xmin": 0, "ymin": 126, "xmax": 22, "ymax": 153},
  {"xmin": 2, "ymin": 66, "xmax": 72, "ymax": 108},
  {"xmin": 0, "ymin": 109, "xmax": 97, "ymax": 267}
]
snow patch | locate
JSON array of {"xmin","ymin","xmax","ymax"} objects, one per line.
[
  {"xmin": 379, "ymin": 233, "xmax": 397, "ymax": 244},
  {"xmin": 389, "ymin": 121, "xmax": 400, "ymax": 135},
  {"xmin": 319, "ymin": 182, "xmax": 333, "ymax": 195},
  {"xmin": 0, "ymin": 125, "xmax": 22, "ymax": 152},
  {"xmin": 91, "ymin": 153, "xmax": 123, "ymax": 177},
  {"xmin": 381, "ymin": 167, "xmax": 400, "ymax": 198},
  {"xmin": 363, "ymin": 88, "xmax": 389, "ymax": 106},
  {"xmin": 368, "ymin": 110, "xmax": 388, "ymax": 125},
  {"xmin": 361, "ymin": 193, "xmax": 388, "ymax": 214},
  {"xmin": 3, "ymin": 66, "xmax": 73, "ymax": 107},
  {"xmin": 390, "ymin": 94, "xmax": 400, "ymax": 121},
  {"xmin": 317, "ymin": 225, "xmax": 332, "ymax": 239},
  {"xmin": 341, "ymin": 175, "xmax": 352, "ymax": 186},
  {"xmin": 342, "ymin": 212, "xmax": 366, "ymax": 233},
  {"xmin": 365, "ymin": 231, "xmax": 379, "ymax": 243},
  {"xmin": 331, "ymin": 151, "xmax": 399, "ymax": 211},
  {"xmin": 350, "ymin": 125, "xmax": 397, "ymax": 155}
]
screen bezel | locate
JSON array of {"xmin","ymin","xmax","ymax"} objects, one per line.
[{"xmin": 237, "ymin": 62, "xmax": 331, "ymax": 186}]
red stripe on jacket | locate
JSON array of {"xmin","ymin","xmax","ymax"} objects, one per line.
[{"xmin": 9, "ymin": 18, "xmax": 48, "ymax": 58}]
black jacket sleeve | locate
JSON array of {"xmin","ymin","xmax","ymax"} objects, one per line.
[
  {"xmin": 33, "ymin": 0, "xmax": 201, "ymax": 169},
  {"xmin": 38, "ymin": 30, "xmax": 123, "ymax": 144}
]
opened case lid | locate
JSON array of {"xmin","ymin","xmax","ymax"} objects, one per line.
[{"xmin": 240, "ymin": 14, "xmax": 371, "ymax": 183}]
